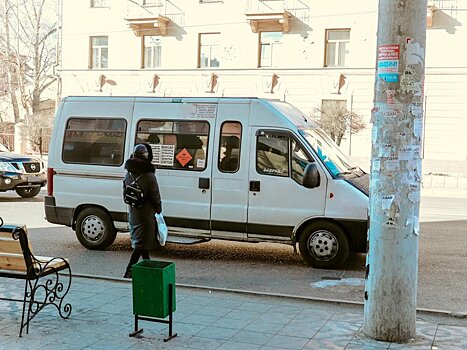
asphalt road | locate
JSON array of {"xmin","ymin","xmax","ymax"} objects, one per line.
[{"xmin": 0, "ymin": 189, "xmax": 466, "ymax": 314}]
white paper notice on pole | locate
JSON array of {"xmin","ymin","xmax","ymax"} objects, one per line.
[
  {"xmin": 372, "ymin": 127, "xmax": 378, "ymax": 141},
  {"xmin": 376, "ymin": 105, "xmax": 398, "ymax": 118},
  {"xmin": 381, "ymin": 195, "xmax": 395, "ymax": 210},
  {"xmin": 407, "ymin": 158, "xmax": 422, "ymax": 170},
  {"xmin": 408, "ymin": 190, "xmax": 419, "ymax": 203},
  {"xmin": 406, "ymin": 41, "xmax": 425, "ymax": 65},
  {"xmin": 411, "ymin": 103, "xmax": 423, "ymax": 117},
  {"xmin": 414, "ymin": 119, "xmax": 423, "ymax": 138},
  {"xmin": 399, "ymin": 146, "xmax": 413, "ymax": 161},
  {"xmin": 406, "ymin": 215, "xmax": 413, "ymax": 227},
  {"xmin": 405, "ymin": 215, "xmax": 419, "ymax": 235},
  {"xmin": 372, "ymin": 158, "xmax": 381, "ymax": 172},
  {"xmin": 378, "ymin": 144, "xmax": 392, "ymax": 157},
  {"xmin": 385, "ymin": 157, "xmax": 399, "ymax": 171},
  {"xmin": 414, "ymin": 217, "xmax": 420, "ymax": 235}
]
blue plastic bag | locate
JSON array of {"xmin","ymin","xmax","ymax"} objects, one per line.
[{"xmin": 155, "ymin": 213, "xmax": 168, "ymax": 246}]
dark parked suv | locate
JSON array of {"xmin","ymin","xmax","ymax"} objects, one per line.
[{"xmin": 0, "ymin": 143, "xmax": 47, "ymax": 198}]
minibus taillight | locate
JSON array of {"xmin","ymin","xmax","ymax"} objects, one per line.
[{"xmin": 47, "ymin": 167, "xmax": 54, "ymax": 196}]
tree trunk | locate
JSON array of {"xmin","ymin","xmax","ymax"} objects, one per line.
[{"xmin": 3, "ymin": 0, "xmax": 21, "ymax": 123}]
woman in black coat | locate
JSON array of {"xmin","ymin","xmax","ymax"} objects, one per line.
[{"xmin": 123, "ymin": 143, "xmax": 162, "ymax": 278}]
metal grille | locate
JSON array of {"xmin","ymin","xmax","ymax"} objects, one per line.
[{"xmin": 23, "ymin": 162, "xmax": 41, "ymax": 174}]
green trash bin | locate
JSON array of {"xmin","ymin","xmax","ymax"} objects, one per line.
[{"xmin": 131, "ymin": 260, "xmax": 176, "ymax": 319}]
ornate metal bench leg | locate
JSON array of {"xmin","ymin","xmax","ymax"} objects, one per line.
[
  {"xmin": 19, "ymin": 262, "xmax": 73, "ymax": 335},
  {"xmin": 19, "ymin": 279, "xmax": 29, "ymax": 337},
  {"xmin": 56, "ymin": 265, "xmax": 73, "ymax": 319}
]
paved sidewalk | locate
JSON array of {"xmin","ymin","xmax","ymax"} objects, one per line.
[{"xmin": 0, "ymin": 276, "xmax": 466, "ymax": 350}]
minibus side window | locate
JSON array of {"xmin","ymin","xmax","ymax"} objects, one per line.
[
  {"xmin": 135, "ymin": 120, "xmax": 209, "ymax": 171},
  {"xmin": 256, "ymin": 134, "xmax": 289, "ymax": 177},
  {"xmin": 62, "ymin": 118, "xmax": 126, "ymax": 166},
  {"xmin": 218, "ymin": 121, "xmax": 241, "ymax": 173}
]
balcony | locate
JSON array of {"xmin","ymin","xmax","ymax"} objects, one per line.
[
  {"xmin": 124, "ymin": 0, "xmax": 174, "ymax": 36},
  {"xmin": 245, "ymin": 0, "xmax": 309, "ymax": 33},
  {"xmin": 427, "ymin": 0, "xmax": 459, "ymax": 27}
]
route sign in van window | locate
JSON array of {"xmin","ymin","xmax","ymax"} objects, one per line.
[{"xmin": 136, "ymin": 120, "xmax": 209, "ymax": 171}]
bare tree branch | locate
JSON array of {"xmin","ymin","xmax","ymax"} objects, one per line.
[{"xmin": 313, "ymin": 100, "xmax": 366, "ymax": 147}]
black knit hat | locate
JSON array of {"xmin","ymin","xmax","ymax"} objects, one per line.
[{"xmin": 132, "ymin": 144, "xmax": 149, "ymax": 160}]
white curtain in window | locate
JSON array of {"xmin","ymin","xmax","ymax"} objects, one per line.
[{"xmin": 144, "ymin": 36, "xmax": 161, "ymax": 68}]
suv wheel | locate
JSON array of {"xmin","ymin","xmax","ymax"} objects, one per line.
[
  {"xmin": 16, "ymin": 187, "xmax": 41, "ymax": 198},
  {"xmin": 76, "ymin": 208, "xmax": 117, "ymax": 250}
]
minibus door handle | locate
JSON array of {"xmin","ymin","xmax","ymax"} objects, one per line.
[
  {"xmin": 249, "ymin": 180, "xmax": 260, "ymax": 192},
  {"xmin": 199, "ymin": 177, "xmax": 210, "ymax": 190}
]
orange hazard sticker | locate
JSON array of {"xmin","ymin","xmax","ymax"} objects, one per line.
[{"xmin": 176, "ymin": 148, "xmax": 192, "ymax": 167}]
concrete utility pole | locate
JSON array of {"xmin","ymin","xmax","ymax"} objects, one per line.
[{"xmin": 364, "ymin": 0, "xmax": 427, "ymax": 343}]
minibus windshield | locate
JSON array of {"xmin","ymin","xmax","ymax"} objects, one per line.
[{"xmin": 300, "ymin": 128, "xmax": 359, "ymax": 177}]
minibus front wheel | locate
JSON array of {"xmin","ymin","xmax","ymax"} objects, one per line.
[
  {"xmin": 299, "ymin": 221, "xmax": 350, "ymax": 269},
  {"xmin": 75, "ymin": 207, "xmax": 117, "ymax": 250}
]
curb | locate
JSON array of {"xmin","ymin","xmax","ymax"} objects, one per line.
[{"xmin": 72, "ymin": 273, "xmax": 463, "ymax": 319}]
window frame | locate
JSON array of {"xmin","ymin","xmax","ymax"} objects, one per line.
[
  {"xmin": 198, "ymin": 32, "xmax": 221, "ymax": 68},
  {"xmin": 135, "ymin": 119, "xmax": 210, "ymax": 172},
  {"xmin": 324, "ymin": 28, "xmax": 350, "ymax": 68},
  {"xmin": 62, "ymin": 117, "xmax": 127, "ymax": 167},
  {"xmin": 255, "ymin": 129, "xmax": 315, "ymax": 184},
  {"xmin": 258, "ymin": 31, "xmax": 283, "ymax": 68},
  {"xmin": 90, "ymin": 0, "xmax": 108, "ymax": 8},
  {"xmin": 142, "ymin": 35, "xmax": 162, "ymax": 69},
  {"xmin": 142, "ymin": 0, "xmax": 163, "ymax": 6},
  {"xmin": 89, "ymin": 36, "xmax": 109, "ymax": 69},
  {"xmin": 218, "ymin": 121, "xmax": 242, "ymax": 173},
  {"xmin": 256, "ymin": 131, "xmax": 290, "ymax": 178}
]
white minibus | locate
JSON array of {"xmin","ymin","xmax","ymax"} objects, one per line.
[{"xmin": 45, "ymin": 97, "xmax": 368, "ymax": 268}]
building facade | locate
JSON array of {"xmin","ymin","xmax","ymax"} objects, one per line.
[{"xmin": 59, "ymin": 0, "xmax": 467, "ymax": 174}]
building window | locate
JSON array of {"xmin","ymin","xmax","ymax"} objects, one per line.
[
  {"xmin": 143, "ymin": 36, "xmax": 161, "ymax": 68},
  {"xmin": 63, "ymin": 118, "xmax": 126, "ymax": 166},
  {"xmin": 136, "ymin": 120, "xmax": 209, "ymax": 171},
  {"xmin": 90, "ymin": 36, "xmax": 108, "ymax": 69},
  {"xmin": 324, "ymin": 29, "xmax": 350, "ymax": 67},
  {"xmin": 199, "ymin": 33, "xmax": 220, "ymax": 68},
  {"xmin": 259, "ymin": 32, "xmax": 282, "ymax": 68},
  {"xmin": 90, "ymin": 0, "xmax": 108, "ymax": 8},
  {"xmin": 143, "ymin": 0, "xmax": 161, "ymax": 5},
  {"xmin": 218, "ymin": 121, "xmax": 241, "ymax": 173}
]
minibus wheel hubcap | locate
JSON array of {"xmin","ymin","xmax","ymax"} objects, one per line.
[
  {"xmin": 82, "ymin": 216, "xmax": 105, "ymax": 241},
  {"xmin": 308, "ymin": 230, "xmax": 338, "ymax": 261}
]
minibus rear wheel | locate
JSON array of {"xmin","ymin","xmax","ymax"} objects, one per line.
[
  {"xmin": 299, "ymin": 221, "xmax": 349, "ymax": 269},
  {"xmin": 76, "ymin": 207, "xmax": 117, "ymax": 250}
]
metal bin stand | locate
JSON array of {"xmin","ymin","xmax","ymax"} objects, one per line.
[{"xmin": 129, "ymin": 259, "xmax": 177, "ymax": 342}]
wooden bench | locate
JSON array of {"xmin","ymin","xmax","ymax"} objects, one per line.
[{"xmin": 0, "ymin": 219, "xmax": 72, "ymax": 336}]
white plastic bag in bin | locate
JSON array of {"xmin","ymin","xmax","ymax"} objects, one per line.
[{"xmin": 155, "ymin": 212, "xmax": 168, "ymax": 246}]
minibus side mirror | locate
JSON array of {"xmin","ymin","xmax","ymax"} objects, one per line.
[{"xmin": 303, "ymin": 163, "xmax": 320, "ymax": 188}]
